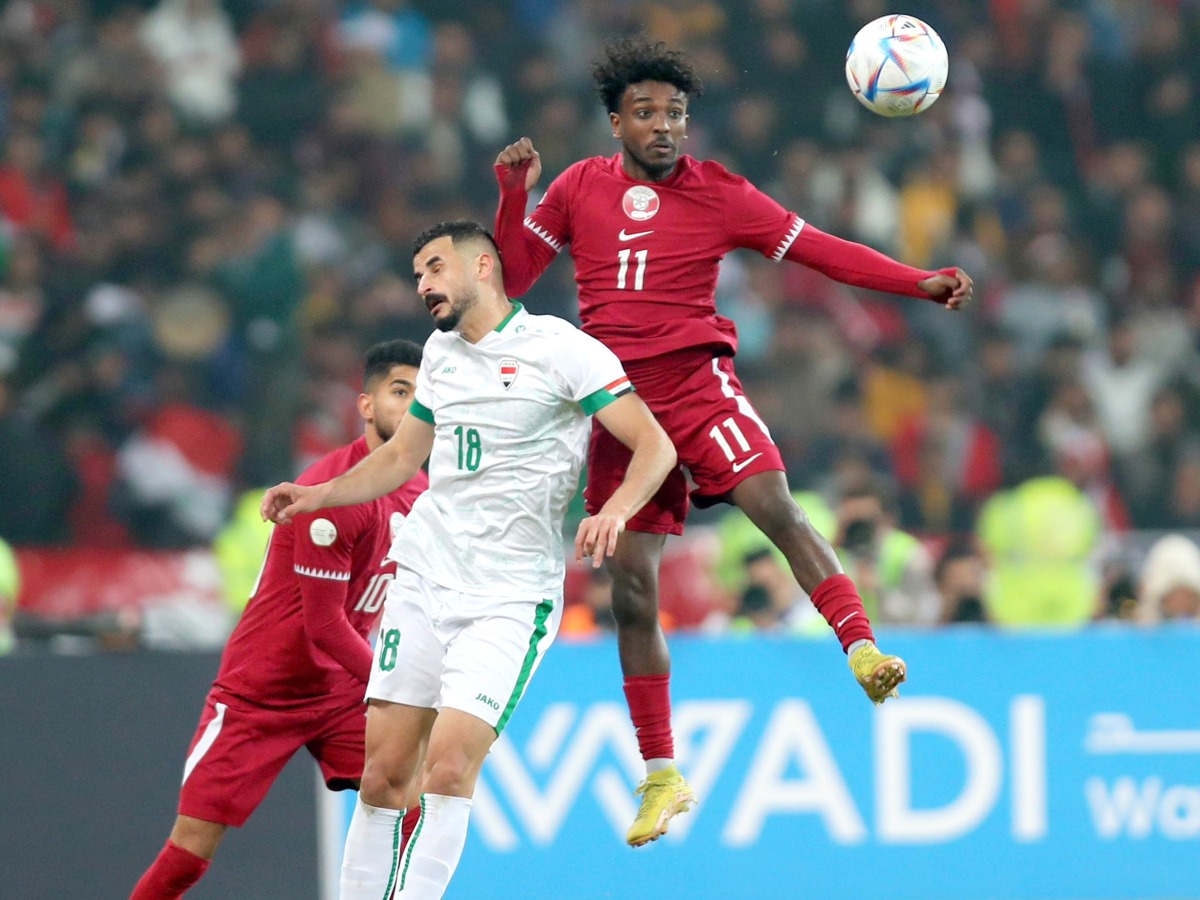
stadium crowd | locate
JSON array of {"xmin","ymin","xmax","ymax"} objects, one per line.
[{"xmin": 1, "ymin": 0, "xmax": 1200, "ymax": 640}]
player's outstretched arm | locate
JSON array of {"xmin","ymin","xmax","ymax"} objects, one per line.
[
  {"xmin": 575, "ymin": 395, "xmax": 676, "ymax": 567},
  {"xmin": 493, "ymin": 137, "xmax": 558, "ymax": 297},
  {"xmin": 783, "ymin": 222, "xmax": 973, "ymax": 309},
  {"xmin": 261, "ymin": 415, "xmax": 435, "ymax": 525}
]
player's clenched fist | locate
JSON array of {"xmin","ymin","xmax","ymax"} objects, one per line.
[
  {"xmin": 917, "ymin": 267, "xmax": 974, "ymax": 311},
  {"xmin": 261, "ymin": 481, "xmax": 326, "ymax": 525},
  {"xmin": 495, "ymin": 137, "xmax": 542, "ymax": 192}
]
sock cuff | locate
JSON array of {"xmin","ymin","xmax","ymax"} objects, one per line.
[
  {"xmin": 623, "ymin": 673, "xmax": 671, "ymax": 689},
  {"xmin": 164, "ymin": 839, "xmax": 208, "ymax": 865},
  {"xmin": 809, "ymin": 573, "xmax": 875, "ymax": 651}
]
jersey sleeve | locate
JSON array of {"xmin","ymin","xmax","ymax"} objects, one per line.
[
  {"xmin": 783, "ymin": 222, "xmax": 951, "ymax": 300},
  {"xmin": 549, "ymin": 327, "xmax": 633, "ymax": 415},
  {"xmin": 493, "ymin": 162, "xmax": 575, "ymax": 297},
  {"xmin": 291, "ymin": 506, "xmax": 374, "ymax": 685},
  {"xmin": 409, "ymin": 355, "xmax": 437, "ymax": 425},
  {"xmin": 720, "ymin": 170, "xmax": 805, "ymax": 260}
]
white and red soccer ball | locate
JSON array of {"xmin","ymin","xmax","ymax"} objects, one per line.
[{"xmin": 845, "ymin": 14, "xmax": 949, "ymax": 117}]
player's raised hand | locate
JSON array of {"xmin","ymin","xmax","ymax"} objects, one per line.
[
  {"xmin": 917, "ymin": 267, "xmax": 974, "ymax": 310},
  {"xmin": 495, "ymin": 137, "xmax": 542, "ymax": 192},
  {"xmin": 575, "ymin": 513, "xmax": 625, "ymax": 568},
  {"xmin": 260, "ymin": 482, "xmax": 325, "ymax": 525}
]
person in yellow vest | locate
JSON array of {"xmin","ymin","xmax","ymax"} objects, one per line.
[
  {"xmin": 0, "ymin": 534, "xmax": 18, "ymax": 655},
  {"xmin": 976, "ymin": 475, "xmax": 1102, "ymax": 627},
  {"xmin": 832, "ymin": 479, "xmax": 941, "ymax": 627},
  {"xmin": 211, "ymin": 488, "xmax": 275, "ymax": 616}
]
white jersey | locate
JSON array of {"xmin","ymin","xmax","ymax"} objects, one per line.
[{"xmin": 390, "ymin": 302, "xmax": 632, "ymax": 596}]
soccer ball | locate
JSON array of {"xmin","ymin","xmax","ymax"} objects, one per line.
[{"xmin": 844, "ymin": 15, "xmax": 948, "ymax": 117}]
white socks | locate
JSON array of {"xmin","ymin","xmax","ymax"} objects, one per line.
[
  {"xmin": 394, "ymin": 794, "xmax": 473, "ymax": 899},
  {"xmin": 645, "ymin": 757, "xmax": 673, "ymax": 775},
  {"xmin": 339, "ymin": 799, "xmax": 404, "ymax": 900}
]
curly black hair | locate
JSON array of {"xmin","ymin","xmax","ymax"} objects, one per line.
[{"xmin": 592, "ymin": 37, "xmax": 704, "ymax": 114}]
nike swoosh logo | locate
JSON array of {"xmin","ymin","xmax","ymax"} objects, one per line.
[
  {"xmin": 618, "ymin": 229, "xmax": 654, "ymax": 241},
  {"xmin": 836, "ymin": 611, "xmax": 859, "ymax": 629},
  {"xmin": 731, "ymin": 452, "xmax": 764, "ymax": 473}
]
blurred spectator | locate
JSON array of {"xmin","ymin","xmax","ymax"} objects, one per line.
[
  {"xmin": 976, "ymin": 474, "xmax": 1103, "ymax": 627},
  {"xmin": 210, "ymin": 487, "xmax": 272, "ymax": 616},
  {"xmin": 1137, "ymin": 533, "xmax": 1200, "ymax": 623},
  {"xmin": 560, "ymin": 567, "xmax": 617, "ymax": 638},
  {"xmin": 0, "ymin": 128, "xmax": 74, "ymax": 251},
  {"xmin": 0, "ymin": 375, "xmax": 76, "ymax": 544},
  {"xmin": 892, "ymin": 369, "xmax": 1002, "ymax": 532},
  {"xmin": 111, "ymin": 364, "xmax": 241, "ymax": 548},
  {"xmin": 933, "ymin": 540, "xmax": 990, "ymax": 624},
  {"xmin": 1082, "ymin": 313, "xmax": 1167, "ymax": 461},
  {"xmin": 141, "ymin": 0, "xmax": 241, "ymax": 125},
  {"xmin": 832, "ymin": 477, "xmax": 941, "ymax": 626},
  {"xmin": 0, "ymin": 533, "xmax": 16, "ymax": 654}
]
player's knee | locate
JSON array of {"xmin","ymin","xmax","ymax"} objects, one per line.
[
  {"xmin": 421, "ymin": 749, "xmax": 475, "ymax": 798},
  {"xmin": 168, "ymin": 816, "xmax": 226, "ymax": 860},
  {"xmin": 358, "ymin": 757, "xmax": 413, "ymax": 809},
  {"xmin": 609, "ymin": 564, "xmax": 659, "ymax": 627}
]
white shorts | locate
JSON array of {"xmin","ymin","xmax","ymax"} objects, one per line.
[{"xmin": 366, "ymin": 566, "xmax": 562, "ymax": 734}]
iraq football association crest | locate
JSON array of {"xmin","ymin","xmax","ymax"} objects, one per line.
[{"xmin": 499, "ymin": 358, "xmax": 519, "ymax": 390}]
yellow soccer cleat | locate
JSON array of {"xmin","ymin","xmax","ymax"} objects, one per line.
[
  {"xmin": 626, "ymin": 765, "xmax": 696, "ymax": 847},
  {"xmin": 849, "ymin": 642, "xmax": 907, "ymax": 705}
]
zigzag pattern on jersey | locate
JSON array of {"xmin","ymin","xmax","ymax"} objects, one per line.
[
  {"xmin": 771, "ymin": 216, "xmax": 806, "ymax": 261},
  {"xmin": 294, "ymin": 565, "xmax": 351, "ymax": 581},
  {"xmin": 524, "ymin": 217, "xmax": 564, "ymax": 252}
]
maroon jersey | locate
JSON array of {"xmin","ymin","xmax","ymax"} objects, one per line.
[
  {"xmin": 213, "ymin": 437, "xmax": 428, "ymax": 708},
  {"xmin": 519, "ymin": 154, "xmax": 794, "ymax": 362},
  {"xmin": 495, "ymin": 153, "xmax": 949, "ymax": 365}
]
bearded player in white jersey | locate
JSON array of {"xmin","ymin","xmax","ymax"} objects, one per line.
[{"xmin": 260, "ymin": 220, "xmax": 676, "ymax": 899}]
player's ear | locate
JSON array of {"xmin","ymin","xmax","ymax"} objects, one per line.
[
  {"xmin": 610, "ymin": 111, "xmax": 620, "ymax": 138},
  {"xmin": 476, "ymin": 251, "xmax": 495, "ymax": 281},
  {"xmin": 356, "ymin": 392, "xmax": 373, "ymax": 423}
]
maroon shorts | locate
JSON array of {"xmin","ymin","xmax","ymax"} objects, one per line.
[
  {"xmin": 586, "ymin": 351, "xmax": 783, "ymax": 535},
  {"xmin": 177, "ymin": 690, "xmax": 366, "ymax": 827}
]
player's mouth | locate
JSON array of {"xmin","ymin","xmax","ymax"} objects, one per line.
[
  {"xmin": 648, "ymin": 140, "xmax": 674, "ymax": 154},
  {"xmin": 426, "ymin": 294, "xmax": 449, "ymax": 315}
]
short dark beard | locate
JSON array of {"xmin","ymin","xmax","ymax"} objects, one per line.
[
  {"xmin": 626, "ymin": 143, "xmax": 677, "ymax": 181},
  {"xmin": 435, "ymin": 310, "xmax": 462, "ymax": 332}
]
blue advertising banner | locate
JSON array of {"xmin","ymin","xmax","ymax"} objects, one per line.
[{"xmin": 320, "ymin": 630, "xmax": 1200, "ymax": 900}]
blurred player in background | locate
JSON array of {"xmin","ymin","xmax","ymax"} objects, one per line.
[
  {"xmin": 495, "ymin": 37, "xmax": 974, "ymax": 846},
  {"xmin": 130, "ymin": 340, "xmax": 428, "ymax": 899},
  {"xmin": 260, "ymin": 221, "xmax": 676, "ymax": 899}
]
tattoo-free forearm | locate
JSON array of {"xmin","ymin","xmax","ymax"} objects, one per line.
[
  {"xmin": 598, "ymin": 434, "xmax": 676, "ymax": 523},
  {"xmin": 321, "ymin": 441, "xmax": 418, "ymax": 508}
]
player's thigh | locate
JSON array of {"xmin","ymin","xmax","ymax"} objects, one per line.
[
  {"xmin": 178, "ymin": 694, "xmax": 303, "ymax": 827},
  {"xmin": 305, "ymin": 701, "xmax": 368, "ymax": 791},
  {"xmin": 587, "ymin": 422, "xmax": 688, "ymax": 535},
  {"xmin": 440, "ymin": 593, "xmax": 563, "ymax": 736},
  {"xmin": 670, "ymin": 356, "xmax": 783, "ymax": 500},
  {"xmin": 365, "ymin": 567, "xmax": 443, "ymax": 711},
  {"xmin": 421, "ymin": 707, "xmax": 500, "ymax": 797},
  {"xmin": 361, "ymin": 698, "xmax": 436, "ymax": 796}
]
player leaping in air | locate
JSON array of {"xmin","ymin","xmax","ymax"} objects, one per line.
[
  {"xmin": 130, "ymin": 341, "xmax": 428, "ymax": 899},
  {"xmin": 494, "ymin": 37, "xmax": 974, "ymax": 847}
]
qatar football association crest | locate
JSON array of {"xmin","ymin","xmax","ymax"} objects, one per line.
[
  {"xmin": 499, "ymin": 358, "xmax": 519, "ymax": 390},
  {"xmin": 622, "ymin": 185, "xmax": 660, "ymax": 222}
]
